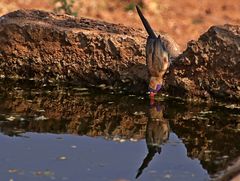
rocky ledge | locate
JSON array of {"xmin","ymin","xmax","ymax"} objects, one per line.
[
  {"xmin": 166, "ymin": 24, "xmax": 240, "ymax": 102},
  {"xmin": 0, "ymin": 9, "xmax": 148, "ymax": 93},
  {"xmin": 0, "ymin": 10, "xmax": 239, "ymax": 102}
]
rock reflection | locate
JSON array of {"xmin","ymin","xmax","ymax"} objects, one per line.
[
  {"xmin": 136, "ymin": 101, "xmax": 170, "ymax": 178},
  {"xmin": 0, "ymin": 80, "xmax": 148, "ymax": 140}
]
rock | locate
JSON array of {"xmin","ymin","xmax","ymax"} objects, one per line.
[
  {"xmin": 0, "ymin": 9, "xmax": 148, "ymax": 93},
  {"xmin": 0, "ymin": 10, "xmax": 240, "ymax": 102},
  {"xmin": 165, "ymin": 24, "xmax": 240, "ymax": 102}
]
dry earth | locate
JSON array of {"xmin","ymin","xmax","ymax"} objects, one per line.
[{"xmin": 1, "ymin": 0, "xmax": 240, "ymax": 49}]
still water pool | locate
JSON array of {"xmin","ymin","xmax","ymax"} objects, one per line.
[{"xmin": 0, "ymin": 80, "xmax": 239, "ymax": 181}]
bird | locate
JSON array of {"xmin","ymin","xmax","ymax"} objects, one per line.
[{"xmin": 136, "ymin": 5, "xmax": 180, "ymax": 99}]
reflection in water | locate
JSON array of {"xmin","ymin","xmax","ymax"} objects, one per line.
[
  {"xmin": 215, "ymin": 156, "xmax": 240, "ymax": 181},
  {"xmin": 136, "ymin": 102, "xmax": 170, "ymax": 178},
  {"xmin": 0, "ymin": 80, "xmax": 148, "ymax": 140},
  {"xmin": 0, "ymin": 80, "xmax": 240, "ymax": 179}
]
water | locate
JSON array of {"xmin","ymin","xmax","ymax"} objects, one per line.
[{"xmin": 0, "ymin": 80, "xmax": 239, "ymax": 181}]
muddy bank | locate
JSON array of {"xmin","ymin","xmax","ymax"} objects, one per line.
[{"xmin": 0, "ymin": 10, "xmax": 239, "ymax": 102}]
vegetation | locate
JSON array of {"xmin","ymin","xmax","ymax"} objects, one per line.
[
  {"xmin": 54, "ymin": 0, "xmax": 77, "ymax": 16},
  {"xmin": 125, "ymin": 0, "xmax": 144, "ymax": 11}
]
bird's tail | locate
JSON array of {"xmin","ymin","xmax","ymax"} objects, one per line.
[{"xmin": 136, "ymin": 5, "xmax": 156, "ymax": 39}]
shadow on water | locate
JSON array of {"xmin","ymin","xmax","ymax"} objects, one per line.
[{"xmin": 0, "ymin": 79, "xmax": 240, "ymax": 180}]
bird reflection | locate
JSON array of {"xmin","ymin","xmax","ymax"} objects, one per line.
[{"xmin": 136, "ymin": 101, "xmax": 170, "ymax": 179}]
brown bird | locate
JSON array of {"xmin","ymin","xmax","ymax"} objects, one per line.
[{"xmin": 136, "ymin": 6, "xmax": 180, "ymax": 98}]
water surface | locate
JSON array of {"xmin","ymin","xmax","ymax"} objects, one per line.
[{"xmin": 0, "ymin": 80, "xmax": 239, "ymax": 181}]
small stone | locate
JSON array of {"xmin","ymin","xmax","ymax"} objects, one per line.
[
  {"xmin": 119, "ymin": 139, "xmax": 125, "ymax": 143},
  {"xmin": 6, "ymin": 116, "xmax": 15, "ymax": 121},
  {"xmin": 222, "ymin": 155, "xmax": 229, "ymax": 159},
  {"xmin": 8, "ymin": 169, "xmax": 17, "ymax": 173},
  {"xmin": 35, "ymin": 115, "xmax": 48, "ymax": 121},
  {"xmin": 58, "ymin": 156, "xmax": 67, "ymax": 160},
  {"xmin": 164, "ymin": 174, "xmax": 171, "ymax": 179},
  {"xmin": 130, "ymin": 138, "xmax": 138, "ymax": 142},
  {"xmin": 133, "ymin": 111, "xmax": 145, "ymax": 115}
]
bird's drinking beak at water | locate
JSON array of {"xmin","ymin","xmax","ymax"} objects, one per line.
[{"xmin": 136, "ymin": 6, "xmax": 180, "ymax": 101}]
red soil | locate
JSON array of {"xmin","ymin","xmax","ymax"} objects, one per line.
[{"xmin": 1, "ymin": 0, "xmax": 240, "ymax": 49}]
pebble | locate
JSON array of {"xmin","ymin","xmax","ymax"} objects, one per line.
[
  {"xmin": 6, "ymin": 116, "xmax": 15, "ymax": 121},
  {"xmin": 58, "ymin": 156, "xmax": 67, "ymax": 160}
]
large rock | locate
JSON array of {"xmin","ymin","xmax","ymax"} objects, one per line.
[
  {"xmin": 165, "ymin": 25, "xmax": 240, "ymax": 102},
  {"xmin": 0, "ymin": 9, "xmax": 148, "ymax": 93}
]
